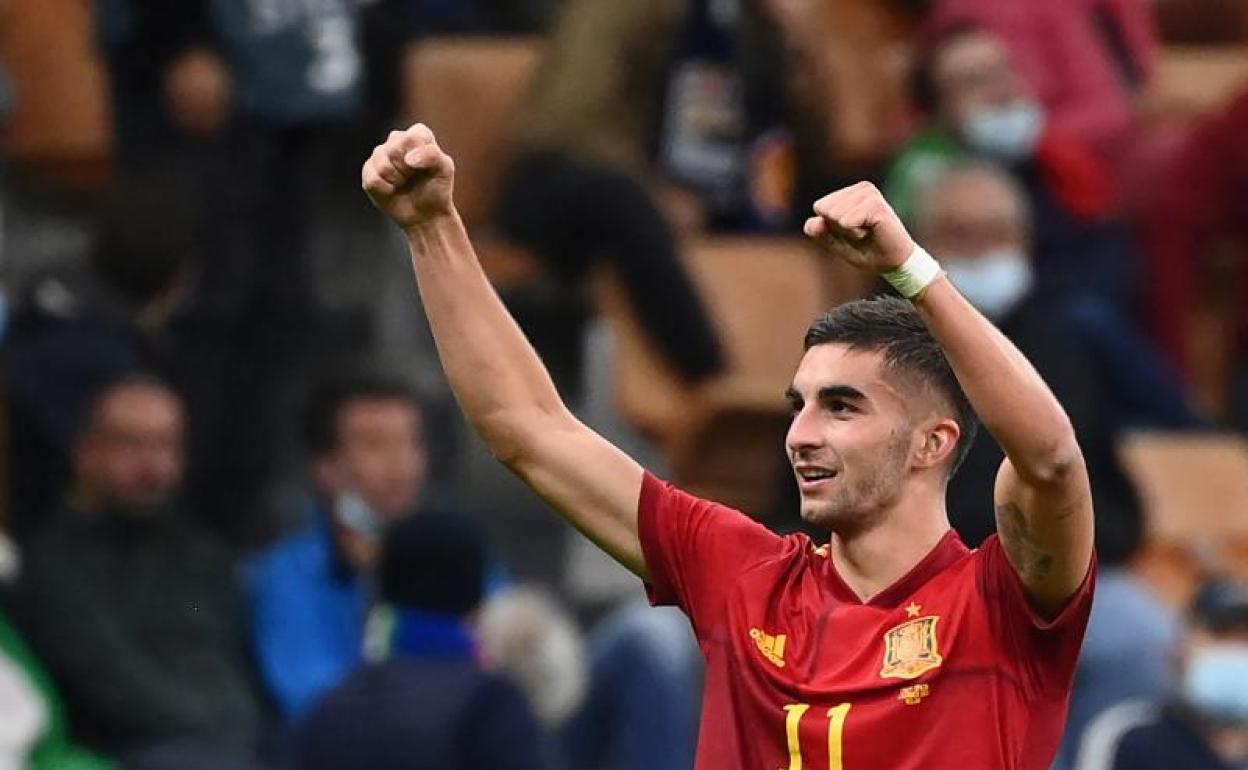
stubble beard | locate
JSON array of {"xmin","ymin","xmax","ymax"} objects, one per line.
[{"xmin": 800, "ymin": 436, "xmax": 911, "ymax": 538}]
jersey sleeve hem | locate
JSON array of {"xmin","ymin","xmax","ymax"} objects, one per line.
[
  {"xmin": 987, "ymin": 535, "xmax": 1098, "ymax": 632},
  {"xmin": 637, "ymin": 471, "xmax": 680, "ymax": 607}
]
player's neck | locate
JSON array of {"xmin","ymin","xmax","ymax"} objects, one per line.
[{"xmin": 829, "ymin": 488, "xmax": 950, "ymax": 602}]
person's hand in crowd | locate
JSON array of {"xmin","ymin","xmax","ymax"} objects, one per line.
[
  {"xmin": 803, "ymin": 181, "xmax": 917, "ymax": 272},
  {"xmin": 163, "ymin": 47, "xmax": 232, "ymax": 138},
  {"xmin": 362, "ymin": 123, "xmax": 456, "ymax": 233}
]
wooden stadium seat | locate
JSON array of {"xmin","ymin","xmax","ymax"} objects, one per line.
[
  {"xmin": 1118, "ymin": 431, "xmax": 1248, "ymax": 607},
  {"xmin": 401, "ymin": 37, "xmax": 543, "ymax": 229},
  {"xmin": 598, "ymin": 237, "xmax": 871, "ymax": 516},
  {"xmin": 0, "ymin": 0, "xmax": 113, "ymax": 188}
]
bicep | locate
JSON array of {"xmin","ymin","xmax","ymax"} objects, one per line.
[
  {"xmin": 508, "ymin": 412, "xmax": 647, "ymax": 578},
  {"xmin": 993, "ymin": 455, "xmax": 1095, "ymax": 614}
]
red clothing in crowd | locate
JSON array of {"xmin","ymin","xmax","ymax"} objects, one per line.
[
  {"xmin": 923, "ymin": 0, "xmax": 1157, "ymax": 168},
  {"xmin": 637, "ymin": 473, "xmax": 1095, "ymax": 770},
  {"xmin": 1142, "ymin": 89, "xmax": 1248, "ymax": 374}
]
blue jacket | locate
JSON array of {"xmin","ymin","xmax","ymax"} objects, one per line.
[
  {"xmin": 246, "ymin": 505, "xmax": 507, "ymax": 720},
  {"xmin": 246, "ymin": 511, "xmax": 370, "ymax": 721}
]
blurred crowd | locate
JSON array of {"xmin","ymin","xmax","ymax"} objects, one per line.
[{"xmin": 0, "ymin": 0, "xmax": 1246, "ymax": 769}]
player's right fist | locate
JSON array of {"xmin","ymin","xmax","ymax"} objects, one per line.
[{"xmin": 362, "ymin": 123, "xmax": 455, "ymax": 232}]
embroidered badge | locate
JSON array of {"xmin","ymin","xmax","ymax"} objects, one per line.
[
  {"xmin": 898, "ymin": 683, "xmax": 931, "ymax": 705},
  {"xmin": 880, "ymin": 615, "xmax": 943, "ymax": 680},
  {"xmin": 749, "ymin": 628, "xmax": 787, "ymax": 668}
]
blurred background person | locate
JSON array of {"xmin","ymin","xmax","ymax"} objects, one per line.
[
  {"xmin": 9, "ymin": 374, "xmax": 265, "ymax": 767},
  {"xmin": 1139, "ymin": 87, "xmax": 1248, "ymax": 425},
  {"xmin": 1073, "ymin": 578, "xmax": 1248, "ymax": 770},
  {"xmin": 920, "ymin": 0, "xmax": 1157, "ymax": 175},
  {"xmin": 2, "ymin": 170, "xmax": 197, "ymax": 539},
  {"xmin": 496, "ymin": 0, "xmax": 856, "ymax": 398},
  {"xmin": 887, "ymin": 26, "xmax": 1141, "ymax": 310},
  {"xmin": 94, "ymin": 0, "xmax": 385, "ymax": 543},
  {"xmin": 246, "ymin": 372, "xmax": 436, "ymax": 722},
  {"xmin": 292, "ymin": 511, "xmax": 552, "ymax": 770}
]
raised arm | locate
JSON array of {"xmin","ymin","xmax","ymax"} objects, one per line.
[
  {"xmin": 804, "ymin": 182, "xmax": 1093, "ymax": 613},
  {"xmin": 362, "ymin": 124, "xmax": 647, "ymax": 576}
]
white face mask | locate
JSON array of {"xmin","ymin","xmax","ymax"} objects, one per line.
[
  {"xmin": 1182, "ymin": 642, "xmax": 1248, "ymax": 725},
  {"xmin": 960, "ymin": 100, "xmax": 1045, "ymax": 161},
  {"xmin": 333, "ymin": 490, "xmax": 383, "ymax": 540},
  {"xmin": 944, "ymin": 248, "xmax": 1033, "ymax": 320}
]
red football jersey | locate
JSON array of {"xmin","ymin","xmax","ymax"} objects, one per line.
[{"xmin": 637, "ymin": 473, "xmax": 1095, "ymax": 770}]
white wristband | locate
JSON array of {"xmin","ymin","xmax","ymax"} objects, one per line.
[{"xmin": 882, "ymin": 245, "xmax": 942, "ymax": 299}]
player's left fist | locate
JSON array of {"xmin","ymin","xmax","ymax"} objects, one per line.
[{"xmin": 803, "ymin": 181, "xmax": 915, "ymax": 273}]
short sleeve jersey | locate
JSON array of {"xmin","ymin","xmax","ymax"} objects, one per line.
[{"xmin": 637, "ymin": 473, "xmax": 1095, "ymax": 770}]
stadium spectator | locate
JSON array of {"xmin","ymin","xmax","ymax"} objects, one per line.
[
  {"xmin": 495, "ymin": 0, "xmax": 854, "ymax": 395},
  {"xmin": 0, "ymin": 531, "xmax": 115, "ymax": 770},
  {"xmin": 559, "ymin": 599, "xmax": 701, "ymax": 770},
  {"xmin": 95, "ymin": 0, "xmax": 384, "ymax": 540},
  {"xmin": 1073, "ymin": 579, "xmax": 1248, "ymax": 770},
  {"xmin": 912, "ymin": 164, "xmax": 1192, "ymax": 767},
  {"xmin": 921, "ymin": 0, "xmax": 1156, "ymax": 171},
  {"xmin": 246, "ymin": 374, "xmax": 435, "ymax": 721},
  {"xmin": 292, "ymin": 511, "xmax": 551, "ymax": 770},
  {"xmin": 3, "ymin": 171, "xmax": 198, "ymax": 537},
  {"xmin": 1140, "ymin": 87, "xmax": 1248, "ymax": 423},
  {"xmin": 886, "ymin": 27, "xmax": 1141, "ymax": 309},
  {"xmin": 10, "ymin": 374, "xmax": 265, "ymax": 762}
]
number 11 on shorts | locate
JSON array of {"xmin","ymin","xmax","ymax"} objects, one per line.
[{"xmin": 780, "ymin": 702, "xmax": 852, "ymax": 770}]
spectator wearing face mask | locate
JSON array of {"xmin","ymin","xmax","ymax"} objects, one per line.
[
  {"xmin": 911, "ymin": 163, "xmax": 1200, "ymax": 769},
  {"xmin": 920, "ymin": 0, "xmax": 1156, "ymax": 168},
  {"xmin": 1073, "ymin": 579, "xmax": 1248, "ymax": 770},
  {"xmin": 887, "ymin": 27, "xmax": 1141, "ymax": 311}
]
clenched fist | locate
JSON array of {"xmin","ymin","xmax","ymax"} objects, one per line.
[
  {"xmin": 362, "ymin": 123, "xmax": 456, "ymax": 232},
  {"xmin": 803, "ymin": 181, "xmax": 916, "ymax": 273}
]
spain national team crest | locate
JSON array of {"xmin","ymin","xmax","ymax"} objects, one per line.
[{"xmin": 880, "ymin": 615, "xmax": 943, "ymax": 680}]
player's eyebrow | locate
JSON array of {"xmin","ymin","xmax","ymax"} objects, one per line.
[
  {"xmin": 784, "ymin": 384, "xmax": 867, "ymax": 407},
  {"xmin": 817, "ymin": 385, "xmax": 866, "ymax": 402}
]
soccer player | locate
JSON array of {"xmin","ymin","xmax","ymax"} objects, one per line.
[{"xmin": 361, "ymin": 124, "xmax": 1096, "ymax": 769}]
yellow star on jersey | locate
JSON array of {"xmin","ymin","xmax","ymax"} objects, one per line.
[{"xmin": 905, "ymin": 602, "xmax": 922, "ymax": 618}]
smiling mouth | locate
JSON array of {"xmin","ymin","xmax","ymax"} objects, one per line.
[{"xmin": 794, "ymin": 467, "xmax": 838, "ymax": 489}]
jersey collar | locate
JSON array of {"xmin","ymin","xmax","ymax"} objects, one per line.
[{"xmin": 825, "ymin": 529, "xmax": 970, "ymax": 608}]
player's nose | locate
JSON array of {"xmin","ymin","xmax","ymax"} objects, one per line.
[{"xmin": 786, "ymin": 407, "xmax": 824, "ymax": 455}]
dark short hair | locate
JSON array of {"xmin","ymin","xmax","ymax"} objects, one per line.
[
  {"xmin": 300, "ymin": 373, "xmax": 425, "ymax": 457},
  {"xmin": 92, "ymin": 165, "xmax": 201, "ymax": 306},
  {"xmin": 78, "ymin": 371, "xmax": 182, "ymax": 440},
  {"xmin": 911, "ymin": 23, "xmax": 986, "ymax": 116},
  {"xmin": 804, "ymin": 296, "xmax": 978, "ymax": 475},
  {"xmin": 380, "ymin": 511, "xmax": 486, "ymax": 616}
]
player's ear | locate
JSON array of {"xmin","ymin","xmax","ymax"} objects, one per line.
[{"xmin": 913, "ymin": 418, "xmax": 960, "ymax": 472}]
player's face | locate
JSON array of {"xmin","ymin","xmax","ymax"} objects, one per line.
[
  {"xmin": 785, "ymin": 345, "xmax": 917, "ymax": 533},
  {"xmin": 326, "ymin": 399, "xmax": 429, "ymax": 520}
]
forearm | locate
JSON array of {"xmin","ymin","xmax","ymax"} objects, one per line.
[
  {"xmin": 913, "ymin": 275, "xmax": 1081, "ymax": 484},
  {"xmin": 404, "ymin": 212, "xmax": 570, "ymax": 460}
]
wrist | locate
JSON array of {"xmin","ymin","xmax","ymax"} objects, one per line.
[
  {"xmin": 402, "ymin": 208, "xmax": 461, "ymax": 240},
  {"xmin": 881, "ymin": 245, "xmax": 943, "ymax": 300}
]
